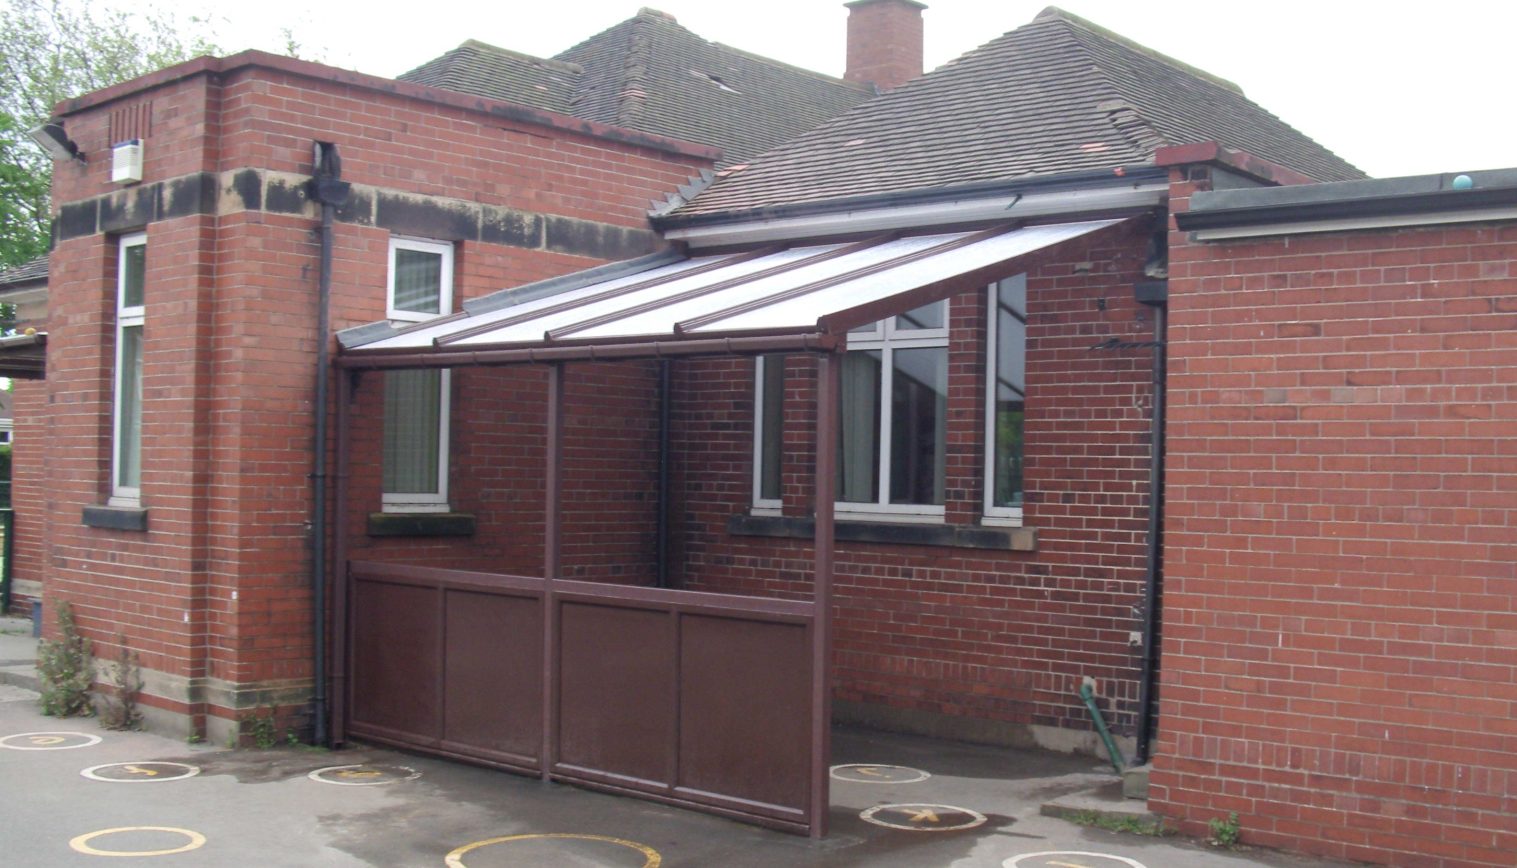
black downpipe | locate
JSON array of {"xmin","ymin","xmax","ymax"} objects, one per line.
[
  {"xmin": 1135, "ymin": 302, "xmax": 1166, "ymax": 765},
  {"xmin": 309, "ymin": 143, "xmax": 349, "ymax": 746},
  {"xmin": 655, "ymin": 359, "xmax": 672, "ymax": 587}
]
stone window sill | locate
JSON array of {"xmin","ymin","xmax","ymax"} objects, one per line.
[
  {"xmin": 727, "ymin": 513, "xmax": 1036, "ymax": 551},
  {"xmin": 366, "ymin": 512, "xmax": 476, "ymax": 537},
  {"xmin": 83, "ymin": 504, "xmax": 149, "ymax": 532}
]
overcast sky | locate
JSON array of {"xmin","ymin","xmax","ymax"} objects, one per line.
[{"xmin": 145, "ymin": 0, "xmax": 1514, "ymax": 179}]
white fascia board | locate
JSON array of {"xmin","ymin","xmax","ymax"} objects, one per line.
[{"xmin": 665, "ymin": 183, "xmax": 1168, "ymax": 248}]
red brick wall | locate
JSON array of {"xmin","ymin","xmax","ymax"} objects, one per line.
[
  {"xmin": 37, "ymin": 55, "xmax": 709, "ymax": 735},
  {"xmin": 668, "ymin": 227, "xmax": 1159, "ymax": 738},
  {"xmin": 7, "ymin": 380, "xmax": 45, "ymax": 616},
  {"xmin": 845, "ymin": 0, "xmax": 925, "ymax": 92},
  {"xmin": 1155, "ymin": 172, "xmax": 1517, "ymax": 866}
]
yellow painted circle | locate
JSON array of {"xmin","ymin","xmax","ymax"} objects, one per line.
[
  {"xmin": 69, "ymin": 826, "xmax": 207, "ymax": 857},
  {"xmin": 445, "ymin": 833, "xmax": 660, "ymax": 867}
]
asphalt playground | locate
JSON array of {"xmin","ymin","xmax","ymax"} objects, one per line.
[{"xmin": 1, "ymin": 616, "xmax": 1351, "ymax": 867}]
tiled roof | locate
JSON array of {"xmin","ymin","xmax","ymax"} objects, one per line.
[
  {"xmin": 676, "ymin": 7, "xmax": 1365, "ymax": 217},
  {"xmin": 0, "ymin": 257, "xmax": 47, "ymax": 289},
  {"xmin": 399, "ymin": 9, "xmax": 872, "ymax": 167},
  {"xmin": 400, "ymin": 41, "xmax": 583, "ymax": 115}
]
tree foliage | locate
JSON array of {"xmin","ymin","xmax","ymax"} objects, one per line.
[{"xmin": 0, "ymin": 0, "xmax": 218, "ymax": 267}]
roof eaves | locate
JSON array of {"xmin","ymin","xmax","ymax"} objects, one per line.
[{"xmin": 657, "ymin": 165, "xmax": 1169, "ymax": 231}]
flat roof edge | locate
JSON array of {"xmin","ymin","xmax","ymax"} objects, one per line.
[{"xmin": 1178, "ymin": 169, "xmax": 1517, "ymax": 233}]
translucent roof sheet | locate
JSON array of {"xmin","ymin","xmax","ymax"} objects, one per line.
[{"xmin": 343, "ymin": 218, "xmax": 1123, "ymax": 362}]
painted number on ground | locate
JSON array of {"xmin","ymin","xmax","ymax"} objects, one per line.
[
  {"xmin": 69, "ymin": 826, "xmax": 206, "ymax": 857},
  {"xmin": 81, "ymin": 762, "xmax": 200, "ymax": 783},
  {"xmin": 445, "ymin": 833, "xmax": 660, "ymax": 867},
  {"xmin": 307, "ymin": 763, "xmax": 420, "ymax": 786},
  {"xmin": 0, "ymin": 731, "xmax": 102, "ymax": 750},
  {"xmin": 1004, "ymin": 852, "xmax": 1147, "ymax": 868},
  {"xmin": 860, "ymin": 803, "xmax": 987, "ymax": 832},
  {"xmin": 831, "ymin": 763, "xmax": 931, "ymax": 784}
]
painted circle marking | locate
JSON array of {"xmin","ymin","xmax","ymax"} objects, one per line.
[
  {"xmin": 81, "ymin": 762, "xmax": 201, "ymax": 783},
  {"xmin": 307, "ymin": 763, "xmax": 420, "ymax": 786},
  {"xmin": 1, "ymin": 731, "xmax": 102, "ymax": 750},
  {"xmin": 1004, "ymin": 852, "xmax": 1147, "ymax": 868},
  {"xmin": 68, "ymin": 826, "xmax": 206, "ymax": 857},
  {"xmin": 831, "ymin": 763, "xmax": 931, "ymax": 784},
  {"xmin": 860, "ymin": 803, "xmax": 987, "ymax": 832},
  {"xmin": 445, "ymin": 833, "xmax": 661, "ymax": 867}
]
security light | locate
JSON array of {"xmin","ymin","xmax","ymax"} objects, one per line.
[{"xmin": 27, "ymin": 122, "xmax": 85, "ymax": 163}]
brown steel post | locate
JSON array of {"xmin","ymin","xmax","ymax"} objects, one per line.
[
  {"xmin": 329, "ymin": 368, "xmax": 354, "ymax": 747},
  {"xmin": 810, "ymin": 349, "xmax": 840, "ymax": 837},
  {"xmin": 542, "ymin": 362, "xmax": 565, "ymax": 781}
]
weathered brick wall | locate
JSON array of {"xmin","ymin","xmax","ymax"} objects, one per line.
[
  {"xmin": 667, "ymin": 226, "xmax": 1160, "ymax": 744},
  {"xmin": 37, "ymin": 53, "xmax": 710, "ymax": 737},
  {"xmin": 7, "ymin": 380, "xmax": 46, "ymax": 616},
  {"xmin": 1154, "ymin": 172, "xmax": 1517, "ymax": 866}
]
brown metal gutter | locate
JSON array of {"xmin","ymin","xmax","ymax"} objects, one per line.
[{"xmin": 339, "ymin": 333, "xmax": 841, "ymax": 370}]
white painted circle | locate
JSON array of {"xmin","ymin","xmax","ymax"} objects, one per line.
[
  {"xmin": 831, "ymin": 763, "xmax": 931, "ymax": 784},
  {"xmin": 81, "ymin": 762, "xmax": 201, "ymax": 783},
  {"xmin": 860, "ymin": 803, "xmax": 987, "ymax": 832},
  {"xmin": 445, "ymin": 833, "xmax": 661, "ymax": 867},
  {"xmin": 69, "ymin": 826, "xmax": 207, "ymax": 857},
  {"xmin": 1004, "ymin": 851, "xmax": 1147, "ymax": 868},
  {"xmin": 1, "ymin": 731, "xmax": 102, "ymax": 750},
  {"xmin": 307, "ymin": 763, "xmax": 420, "ymax": 786}
]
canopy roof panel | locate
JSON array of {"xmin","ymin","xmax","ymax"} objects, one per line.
[{"xmin": 339, "ymin": 218, "xmax": 1128, "ymax": 369}]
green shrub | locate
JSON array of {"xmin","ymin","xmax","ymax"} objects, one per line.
[{"xmin": 37, "ymin": 601, "xmax": 94, "ymax": 717}]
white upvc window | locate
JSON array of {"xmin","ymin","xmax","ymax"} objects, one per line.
[
  {"xmin": 753, "ymin": 280, "xmax": 1028, "ymax": 525},
  {"xmin": 751, "ymin": 300, "xmax": 949, "ymax": 521},
  {"xmin": 382, "ymin": 237, "xmax": 453, "ymax": 512},
  {"xmin": 836, "ymin": 300, "xmax": 949, "ymax": 519},
  {"xmin": 110, "ymin": 233, "xmax": 146, "ymax": 506},
  {"xmin": 386, "ymin": 237, "xmax": 454, "ymax": 322},
  {"xmin": 751, "ymin": 354, "xmax": 785, "ymax": 515},
  {"xmin": 983, "ymin": 275, "xmax": 1027, "ymax": 526}
]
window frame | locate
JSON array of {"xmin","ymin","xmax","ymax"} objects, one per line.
[
  {"xmin": 110, "ymin": 232, "xmax": 147, "ymax": 507},
  {"xmin": 751, "ymin": 354, "xmax": 784, "ymax": 515},
  {"xmin": 982, "ymin": 274, "xmax": 1027, "ymax": 526},
  {"xmin": 381, "ymin": 368, "xmax": 452, "ymax": 513},
  {"xmin": 836, "ymin": 302, "xmax": 949, "ymax": 520},
  {"xmin": 386, "ymin": 236, "xmax": 454, "ymax": 323},
  {"xmin": 381, "ymin": 236, "xmax": 454, "ymax": 513}
]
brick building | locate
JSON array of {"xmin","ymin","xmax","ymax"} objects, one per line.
[
  {"xmin": 20, "ymin": 0, "xmax": 879, "ymax": 744},
  {"xmin": 21, "ymin": 0, "xmax": 1514, "ymax": 862},
  {"xmin": 1152, "ymin": 169, "xmax": 1517, "ymax": 867}
]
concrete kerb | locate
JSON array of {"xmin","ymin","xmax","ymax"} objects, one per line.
[{"xmin": 0, "ymin": 615, "xmax": 40, "ymax": 692}]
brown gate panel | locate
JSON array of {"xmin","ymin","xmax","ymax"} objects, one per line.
[
  {"xmin": 677, "ymin": 615, "xmax": 810, "ymax": 819},
  {"xmin": 442, "ymin": 589, "xmax": 543, "ymax": 768},
  {"xmin": 345, "ymin": 564, "xmax": 818, "ymax": 834},
  {"xmin": 346, "ymin": 562, "xmax": 544, "ymax": 773},
  {"xmin": 556, "ymin": 602, "xmax": 675, "ymax": 787},
  {"xmin": 549, "ymin": 580, "xmax": 816, "ymax": 832},
  {"xmin": 350, "ymin": 577, "xmax": 440, "ymax": 741}
]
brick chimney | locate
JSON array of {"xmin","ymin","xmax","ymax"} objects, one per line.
[{"xmin": 844, "ymin": 0, "xmax": 926, "ymax": 92}]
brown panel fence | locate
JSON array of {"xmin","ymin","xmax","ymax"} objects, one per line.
[{"xmin": 345, "ymin": 560, "xmax": 817, "ymax": 834}]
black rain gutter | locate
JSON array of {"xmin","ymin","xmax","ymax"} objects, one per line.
[
  {"xmin": 1176, "ymin": 173, "xmax": 1517, "ymax": 235},
  {"xmin": 653, "ymin": 165, "xmax": 1168, "ymax": 231},
  {"xmin": 1134, "ymin": 279, "xmax": 1166, "ymax": 766},
  {"xmin": 309, "ymin": 142, "xmax": 350, "ymax": 747}
]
